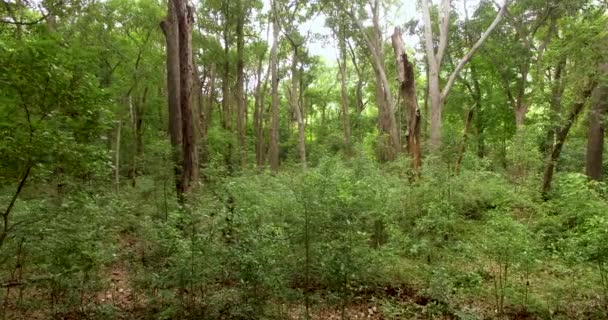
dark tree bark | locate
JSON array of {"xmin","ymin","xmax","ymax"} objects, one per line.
[
  {"xmin": 586, "ymin": 64, "xmax": 608, "ymax": 180},
  {"xmin": 254, "ymin": 52, "xmax": 270, "ymax": 168},
  {"xmin": 174, "ymin": 0, "xmax": 198, "ymax": 193},
  {"xmin": 392, "ymin": 27, "xmax": 421, "ymax": 171},
  {"xmin": 544, "ymin": 61, "xmax": 566, "ymax": 154},
  {"xmin": 235, "ymin": 0, "xmax": 247, "ymax": 168},
  {"xmin": 130, "ymin": 88, "xmax": 147, "ymax": 187},
  {"xmin": 161, "ymin": 0, "xmax": 183, "ymax": 193},
  {"xmin": 220, "ymin": 0, "xmax": 234, "ymax": 172},
  {"xmin": 542, "ymin": 83, "xmax": 596, "ymax": 197}
]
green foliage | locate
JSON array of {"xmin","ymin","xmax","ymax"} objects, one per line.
[{"xmin": 1, "ymin": 0, "xmax": 608, "ymax": 319}]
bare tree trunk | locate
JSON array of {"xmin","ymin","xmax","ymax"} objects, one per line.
[
  {"xmin": 131, "ymin": 88, "xmax": 147, "ymax": 187},
  {"xmin": 427, "ymin": 64, "xmax": 443, "ymax": 153},
  {"xmin": 421, "ymin": 0, "xmax": 511, "ymax": 153},
  {"xmin": 235, "ymin": 0, "xmax": 247, "ymax": 168},
  {"xmin": 370, "ymin": 0, "xmax": 400, "ymax": 160},
  {"xmin": 196, "ymin": 63, "xmax": 216, "ymax": 172},
  {"xmin": 269, "ymin": 0, "xmax": 281, "ymax": 172},
  {"xmin": 220, "ymin": 1, "xmax": 234, "ymax": 172},
  {"xmin": 392, "ymin": 27, "xmax": 421, "ymax": 171},
  {"xmin": 289, "ymin": 46, "xmax": 306, "ymax": 167},
  {"xmin": 586, "ymin": 64, "xmax": 608, "ymax": 180},
  {"xmin": 542, "ymin": 84, "xmax": 596, "ymax": 197},
  {"xmin": 161, "ymin": 0, "xmax": 183, "ymax": 194},
  {"xmin": 544, "ymin": 62, "xmax": 566, "ymax": 153},
  {"xmin": 114, "ymin": 120, "xmax": 121, "ymax": 191},
  {"xmin": 343, "ymin": 0, "xmax": 400, "ymax": 160},
  {"xmin": 346, "ymin": 40, "xmax": 365, "ymax": 115},
  {"xmin": 192, "ymin": 52, "xmax": 207, "ymax": 170},
  {"xmin": 254, "ymin": 54, "xmax": 270, "ymax": 168},
  {"xmin": 174, "ymin": 0, "xmax": 198, "ymax": 193},
  {"xmin": 338, "ymin": 38, "xmax": 352, "ymax": 156}
]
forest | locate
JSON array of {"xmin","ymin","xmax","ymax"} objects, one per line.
[{"xmin": 1, "ymin": 0, "xmax": 608, "ymax": 319}]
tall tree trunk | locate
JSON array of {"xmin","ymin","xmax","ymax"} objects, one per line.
[
  {"xmin": 114, "ymin": 120, "xmax": 122, "ymax": 191},
  {"xmin": 174, "ymin": 0, "xmax": 198, "ymax": 194},
  {"xmin": 427, "ymin": 64, "xmax": 443, "ymax": 153},
  {"xmin": 346, "ymin": 40, "xmax": 364, "ymax": 115},
  {"xmin": 235, "ymin": 0, "xmax": 247, "ymax": 168},
  {"xmin": 345, "ymin": 0, "xmax": 400, "ymax": 160},
  {"xmin": 131, "ymin": 88, "xmax": 147, "ymax": 187},
  {"xmin": 221, "ymin": 1, "xmax": 233, "ymax": 172},
  {"xmin": 586, "ymin": 64, "xmax": 608, "ymax": 180},
  {"xmin": 370, "ymin": 0, "xmax": 400, "ymax": 160},
  {"xmin": 391, "ymin": 27, "xmax": 421, "ymax": 171},
  {"xmin": 421, "ymin": 0, "xmax": 510, "ymax": 153},
  {"xmin": 160, "ymin": 0, "xmax": 183, "ymax": 194},
  {"xmin": 269, "ymin": 0, "xmax": 280, "ymax": 172},
  {"xmin": 254, "ymin": 54, "xmax": 270, "ymax": 168},
  {"xmin": 542, "ymin": 84, "xmax": 596, "ymax": 197},
  {"xmin": 338, "ymin": 40, "xmax": 352, "ymax": 156},
  {"xmin": 289, "ymin": 46, "xmax": 306, "ymax": 167},
  {"xmin": 199, "ymin": 63, "xmax": 216, "ymax": 170},
  {"xmin": 545, "ymin": 62, "xmax": 566, "ymax": 154}
]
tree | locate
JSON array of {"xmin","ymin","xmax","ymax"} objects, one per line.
[
  {"xmin": 175, "ymin": 0, "xmax": 198, "ymax": 193},
  {"xmin": 269, "ymin": 0, "xmax": 281, "ymax": 172},
  {"xmin": 161, "ymin": 0, "xmax": 183, "ymax": 192},
  {"xmin": 391, "ymin": 27, "xmax": 421, "ymax": 171},
  {"xmin": 161, "ymin": 0, "xmax": 198, "ymax": 195},
  {"xmin": 542, "ymin": 83, "xmax": 596, "ymax": 197},
  {"xmin": 586, "ymin": 63, "xmax": 608, "ymax": 181},
  {"xmin": 420, "ymin": 0, "xmax": 511, "ymax": 152},
  {"xmin": 235, "ymin": 0, "xmax": 248, "ymax": 168},
  {"xmin": 336, "ymin": 0, "xmax": 401, "ymax": 160}
]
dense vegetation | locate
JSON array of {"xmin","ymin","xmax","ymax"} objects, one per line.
[{"xmin": 1, "ymin": 0, "xmax": 608, "ymax": 319}]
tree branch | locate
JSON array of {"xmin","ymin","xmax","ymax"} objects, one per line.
[{"xmin": 441, "ymin": 0, "xmax": 512, "ymax": 102}]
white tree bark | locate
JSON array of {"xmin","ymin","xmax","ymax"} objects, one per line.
[{"xmin": 421, "ymin": 0, "xmax": 511, "ymax": 152}]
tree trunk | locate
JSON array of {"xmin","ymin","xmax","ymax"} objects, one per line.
[
  {"xmin": 200, "ymin": 63, "xmax": 216, "ymax": 168},
  {"xmin": 391, "ymin": 27, "xmax": 421, "ymax": 171},
  {"xmin": 290, "ymin": 46, "xmax": 306, "ymax": 167},
  {"xmin": 542, "ymin": 84, "xmax": 596, "ymax": 197},
  {"xmin": 114, "ymin": 120, "xmax": 122, "ymax": 191},
  {"xmin": 427, "ymin": 64, "xmax": 443, "ymax": 154},
  {"xmin": 370, "ymin": 0, "xmax": 400, "ymax": 160},
  {"xmin": 586, "ymin": 64, "xmax": 608, "ymax": 180},
  {"xmin": 346, "ymin": 40, "xmax": 364, "ymax": 115},
  {"xmin": 346, "ymin": 0, "xmax": 400, "ymax": 160},
  {"xmin": 174, "ymin": 0, "xmax": 198, "ymax": 194},
  {"xmin": 131, "ymin": 88, "xmax": 147, "ymax": 187},
  {"xmin": 421, "ymin": 0, "xmax": 511, "ymax": 153},
  {"xmin": 545, "ymin": 61, "xmax": 566, "ymax": 154},
  {"xmin": 221, "ymin": 1, "xmax": 234, "ymax": 172},
  {"xmin": 269, "ymin": 0, "xmax": 280, "ymax": 172},
  {"xmin": 455, "ymin": 106, "xmax": 475, "ymax": 175},
  {"xmin": 235, "ymin": 0, "xmax": 247, "ymax": 168},
  {"xmin": 338, "ymin": 40, "xmax": 352, "ymax": 156},
  {"xmin": 160, "ymin": 0, "xmax": 183, "ymax": 193},
  {"xmin": 254, "ymin": 55, "xmax": 270, "ymax": 168}
]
